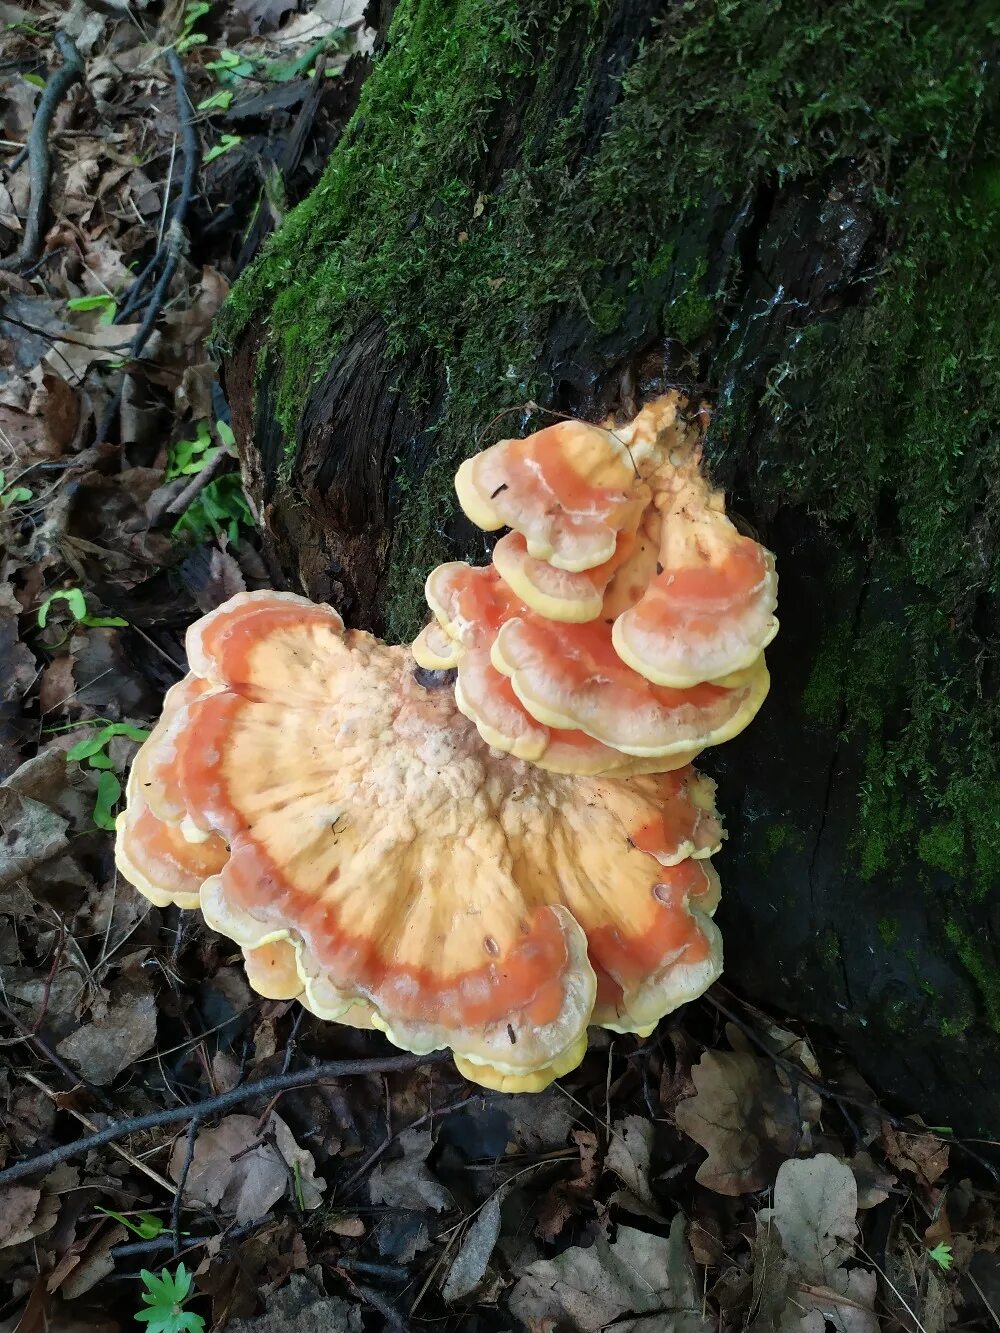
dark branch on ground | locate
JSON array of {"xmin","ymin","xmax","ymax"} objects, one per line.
[
  {"xmin": 1, "ymin": 33, "xmax": 84, "ymax": 272},
  {"xmin": 96, "ymin": 47, "xmax": 201, "ymax": 444},
  {"xmin": 0, "ymin": 1051, "xmax": 449, "ymax": 1186}
]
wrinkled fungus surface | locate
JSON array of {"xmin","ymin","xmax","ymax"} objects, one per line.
[
  {"xmin": 117, "ymin": 590, "xmax": 727, "ymax": 1091},
  {"xmin": 422, "ymin": 393, "xmax": 777, "ymax": 771}
]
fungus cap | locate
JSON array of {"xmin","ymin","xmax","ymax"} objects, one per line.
[
  {"xmin": 117, "ymin": 591, "xmax": 726, "ymax": 1091},
  {"xmin": 454, "ymin": 393, "xmax": 778, "ymax": 689},
  {"xmin": 454, "ymin": 419, "xmax": 650, "ymax": 572},
  {"xmin": 611, "ymin": 471, "xmax": 779, "ymax": 687}
]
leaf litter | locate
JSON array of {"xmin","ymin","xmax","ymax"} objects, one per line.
[{"xmin": 1, "ymin": 0, "xmax": 1000, "ymax": 1330}]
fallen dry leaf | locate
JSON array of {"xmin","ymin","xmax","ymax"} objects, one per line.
[
  {"xmin": 535, "ymin": 1127, "xmax": 599, "ymax": 1242},
  {"xmin": 770, "ymin": 1154, "xmax": 858, "ymax": 1281},
  {"xmin": 759, "ymin": 1155, "xmax": 878, "ymax": 1333},
  {"xmin": 0, "ymin": 1186, "xmax": 43, "ymax": 1249},
  {"xmin": 850, "ymin": 1150, "xmax": 896, "ymax": 1209},
  {"xmin": 675, "ymin": 1049, "xmax": 822, "ymax": 1195},
  {"xmin": 0, "ymin": 752, "xmax": 71, "ymax": 887},
  {"xmin": 224, "ymin": 1272, "xmax": 362, "ymax": 1333},
  {"xmin": 56, "ymin": 976, "xmax": 158, "ymax": 1084},
  {"xmin": 169, "ymin": 1112, "xmax": 325, "ymax": 1224},
  {"xmin": 368, "ymin": 1127, "xmax": 454, "ymax": 1213},
  {"xmin": 442, "ymin": 1194, "xmax": 503, "ymax": 1303},
  {"xmin": 881, "ymin": 1121, "xmax": 950, "ymax": 1189},
  {"xmin": 0, "ymin": 580, "xmax": 35, "ymax": 774},
  {"xmin": 510, "ymin": 1214, "xmax": 713, "ymax": 1332},
  {"xmin": 41, "ymin": 372, "xmax": 81, "ymax": 454},
  {"xmin": 607, "ymin": 1115, "xmax": 662, "ymax": 1219}
]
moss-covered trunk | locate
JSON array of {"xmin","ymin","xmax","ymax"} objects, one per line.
[{"xmin": 219, "ymin": 0, "xmax": 1000, "ymax": 1133}]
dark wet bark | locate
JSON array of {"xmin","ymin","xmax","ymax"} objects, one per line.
[{"xmin": 224, "ymin": 0, "xmax": 1000, "ymax": 1136}]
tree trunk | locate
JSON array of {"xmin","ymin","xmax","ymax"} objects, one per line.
[{"xmin": 219, "ymin": 0, "xmax": 1000, "ymax": 1134}]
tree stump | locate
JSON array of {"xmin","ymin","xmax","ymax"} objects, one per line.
[{"xmin": 220, "ymin": 0, "xmax": 1000, "ymax": 1133}]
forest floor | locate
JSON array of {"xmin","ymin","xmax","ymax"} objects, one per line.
[{"xmin": 1, "ymin": 3, "xmax": 999, "ymax": 1331}]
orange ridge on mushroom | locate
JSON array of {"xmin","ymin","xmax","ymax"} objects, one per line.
[
  {"xmin": 116, "ymin": 590, "xmax": 728, "ymax": 1092},
  {"xmin": 450, "ymin": 390, "xmax": 779, "ymax": 686}
]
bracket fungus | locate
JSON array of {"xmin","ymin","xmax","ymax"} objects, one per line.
[{"xmin": 116, "ymin": 393, "xmax": 777, "ymax": 1093}]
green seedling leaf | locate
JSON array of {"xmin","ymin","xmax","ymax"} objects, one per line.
[
  {"xmin": 24, "ymin": 72, "xmax": 47, "ymax": 90},
  {"xmin": 2, "ymin": 486, "xmax": 33, "ymax": 507},
  {"xmin": 66, "ymin": 731, "xmax": 114, "ymax": 762},
  {"xmin": 197, "ymin": 90, "xmax": 234, "ymax": 111},
  {"xmin": 176, "ymin": 32, "xmax": 208, "ymax": 51},
  {"xmin": 136, "ymin": 1264, "xmax": 205, "ymax": 1333},
  {"xmin": 88, "ymin": 753, "xmax": 115, "ymax": 770},
  {"xmin": 172, "ymin": 474, "xmax": 253, "ymax": 544},
  {"xmin": 167, "ymin": 422, "xmax": 217, "ymax": 479},
  {"xmin": 928, "ymin": 1242, "xmax": 953, "ymax": 1271},
  {"xmin": 93, "ymin": 770, "xmax": 122, "ymax": 830},
  {"xmin": 206, "ymin": 50, "xmax": 241, "ymax": 70},
  {"xmin": 67, "ymin": 722, "xmax": 152, "ymax": 762},
  {"xmin": 97, "ymin": 1207, "xmax": 165, "ymax": 1240},
  {"xmin": 38, "ymin": 588, "xmax": 88, "ymax": 628},
  {"xmin": 215, "ymin": 420, "xmax": 235, "ymax": 449},
  {"xmin": 66, "ymin": 293, "xmax": 118, "ymax": 325},
  {"xmin": 81, "ymin": 614, "xmax": 129, "ymax": 628},
  {"xmin": 203, "ymin": 134, "xmax": 242, "ymax": 166}
]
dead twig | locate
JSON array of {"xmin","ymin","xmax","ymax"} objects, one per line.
[
  {"xmin": 0, "ymin": 996, "xmax": 114, "ymax": 1113},
  {"xmin": 170, "ymin": 1115, "xmax": 201, "ymax": 1255},
  {"xmin": 0, "ymin": 1050, "xmax": 447, "ymax": 1186},
  {"xmin": 20, "ymin": 1070, "xmax": 175, "ymax": 1196},
  {"xmin": 165, "ymin": 445, "xmax": 230, "ymax": 516},
  {"xmin": 96, "ymin": 47, "xmax": 201, "ymax": 444},
  {"xmin": 2, "ymin": 33, "xmax": 84, "ymax": 271}
]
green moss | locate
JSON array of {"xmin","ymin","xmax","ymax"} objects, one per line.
[
  {"xmin": 944, "ymin": 922, "xmax": 1000, "ymax": 1032},
  {"xmin": 877, "ymin": 917, "xmax": 900, "ymax": 947},
  {"xmin": 591, "ymin": 291, "xmax": 629, "ymax": 336},
  {"xmin": 763, "ymin": 823, "xmax": 795, "ymax": 856},
  {"xmin": 801, "ymin": 623, "xmax": 851, "ymax": 729},
  {"xmin": 918, "ymin": 822, "xmax": 966, "ymax": 877},
  {"xmin": 223, "ymin": 0, "xmax": 1000, "ymax": 1012},
  {"xmin": 819, "ymin": 929, "xmax": 841, "ymax": 970},
  {"xmin": 939, "ymin": 1012, "xmax": 974, "ymax": 1039},
  {"xmin": 667, "ymin": 258, "xmax": 714, "ymax": 344}
]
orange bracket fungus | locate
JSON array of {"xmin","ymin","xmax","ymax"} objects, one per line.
[{"xmin": 116, "ymin": 393, "xmax": 777, "ymax": 1092}]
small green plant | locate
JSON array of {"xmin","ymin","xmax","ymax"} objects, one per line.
[
  {"xmin": 66, "ymin": 293, "xmax": 118, "ymax": 325},
  {"xmin": 927, "ymin": 1242, "xmax": 954, "ymax": 1271},
  {"xmin": 97, "ymin": 1207, "xmax": 165, "ymax": 1240},
  {"xmin": 173, "ymin": 474, "xmax": 253, "ymax": 544},
  {"xmin": 203, "ymin": 133, "xmax": 242, "ymax": 166},
  {"xmin": 136, "ymin": 1265, "xmax": 205, "ymax": 1333},
  {"xmin": 0, "ymin": 469, "xmax": 33, "ymax": 507},
  {"xmin": 23, "ymin": 72, "xmax": 46, "ymax": 90},
  {"xmin": 176, "ymin": 0, "xmax": 210, "ymax": 53},
  {"xmin": 166, "ymin": 418, "xmax": 236, "ymax": 479},
  {"xmin": 37, "ymin": 588, "xmax": 128, "ymax": 630},
  {"xmin": 205, "ymin": 49, "xmax": 254, "ymax": 79},
  {"xmin": 197, "ymin": 89, "xmax": 234, "ymax": 112},
  {"xmin": 66, "ymin": 722, "xmax": 150, "ymax": 831},
  {"xmin": 167, "ymin": 421, "xmax": 216, "ymax": 479}
]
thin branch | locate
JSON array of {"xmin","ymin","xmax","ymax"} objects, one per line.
[
  {"xmin": 96, "ymin": 47, "xmax": 201, "ymax": 444},
  {"xmin": 20, "ymin": 1070, "xmax": 175, "ymax": 1196},
  {"xmin": 0, "ymin": 1051, "xmax": 447, "ymax": 1186},
  {"xmin": 2, "ymin": 33, "xmax": 84, "ymax": 271},
  {"xmin": 0, "ymin": 996, "xmax": 114, "ymax": 1113},
  {"xmin": 171, "ymin": 1115, "xmax": 201, "ymax": 1255}
]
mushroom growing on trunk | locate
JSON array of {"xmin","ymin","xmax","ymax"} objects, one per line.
[{"xmin": 116, "ymin": 395, "xmax": 777, "ymax": 1091}]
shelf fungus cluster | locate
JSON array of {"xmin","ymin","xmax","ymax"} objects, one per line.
[{"xmin": 116, "ymin": 393, "xmax": 778, "ymax": 1092}]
